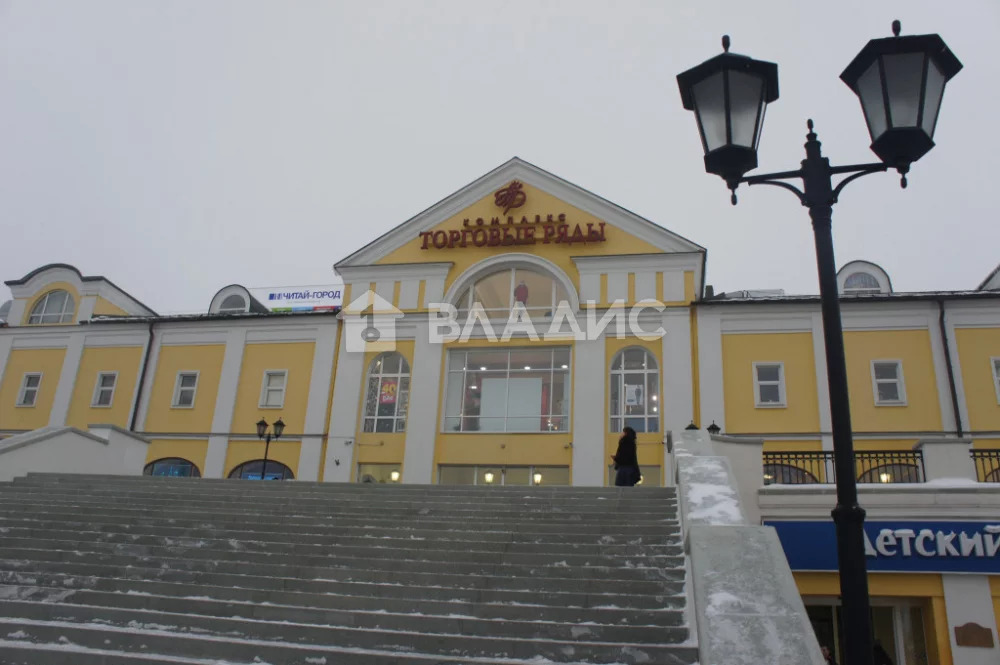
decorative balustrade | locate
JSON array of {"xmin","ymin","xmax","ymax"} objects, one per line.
[
  {"xmin": 762, "ymin": 450, "xmax": 925, "ymax": 485},
  {"xmin": 971, "ymin": 449, "xmax": 1000, "ymax": 483}
]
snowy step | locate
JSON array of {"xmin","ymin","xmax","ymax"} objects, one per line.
[
  {"xmin": 1, "ymin": 579, "xmax": 685, "ymax": 627},
  {"xmin": 0, "ymin": 616, "xmax": 698, "ymax": 665}
]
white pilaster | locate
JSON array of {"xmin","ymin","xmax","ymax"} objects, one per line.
[
  {"xmin": 662, "ymin": 309, "xmax": 694, "ymax": 433},
  {"xmin": 5, "ymin": 300, "xmax": 26, "ymax": 326},
  {"xmin": 297, "ymin": 323, "xmax": 338, "ymax": 482},
  {"xmin": 942, "ymin": 574, "xmax": 999, "ymax": 665},
  {"xmin": 811, "ymin": 311, "xmax": 833, "ymax": 451},
  {"xmin": 132, "ymin": 328, "xmax": 162, "ymax": 432},
  {"xmin": 571, "ymin": 338, "xmax": 604, "ymax": 486},
  {"xmin": 323, "ymin": 328, "xmax": 365, "ymax": 482},
  {"xmin": 202, "ymin": 328, "xmax": 247, "ymax": 478},
  {"xmin": 77, "ymin": 296, "xmax": 97, "ymax": 322},
  {"xmin": 402, "ymin": 323, "xmax": 443, "ymax": 484},
  {"xmin": 0, "ymin": 335, "xmax": 14, "ymax": 399},
  {"xmin": 47, "ymin": 334, "xmax": 85, "ymax": 427},
  {"xmin": 697, "ymin": 309, "xmax": 724, "ymax": 432},
  {"xmin": 928, "ymin": 309, "xmax": 958, "ymax": 435}
]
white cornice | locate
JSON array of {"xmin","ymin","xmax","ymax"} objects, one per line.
[
  {"xmin": 335, "ymin": 158, "xmax": 706, "ymax": 268},
  {"xmin": 336, "ymin": 262, "xmax": 453, "ymax": 283},
  {"xmin": 573, "ymin": 253, "xmax": 701, "ymax": 273}
]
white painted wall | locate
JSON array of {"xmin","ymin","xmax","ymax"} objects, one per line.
[
  {"xmin": 323, "ymin": 328, "xmax": 365, "ymax": 482},
  {"xmin": 403, "ymin": 322, "xmax": 443, "ymax": 483},
  {"xmin": 571, "ymin": 338, "xmax": 604, "ymax": 485},
  {"xmin": 943, "ymin": 575, "xmax": 1000, "ymax": 665},
  {"xmin": 298, "ymin": 323, "xmax": 338, "ymax": 481},
  {"xmin": 203, "ymin": 328, "xmax": 247, "ymax": 477},
  {"xmin": 0, "ymin": 428, "xmax": 148, "ymax": 482}
]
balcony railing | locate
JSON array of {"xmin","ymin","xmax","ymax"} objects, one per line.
[
  {"xmin": 972, "ymin": 449, "xmax": 1000, "ymax": 483},
  {"xmin": 763, "ymin": 450, "xmax": 925, "ymax": 485}
]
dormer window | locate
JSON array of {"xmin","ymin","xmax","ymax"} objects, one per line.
[
  {"xmin": 843, "ymin": 272, "xmax": 881, "ymax": 294},
  {"xmin": 219, "ymin": 294, "xmax": 248, "ymax": 313},
  {"xmin": 27, "ymin": 290, "xmax": 75, "ymax": 324}
]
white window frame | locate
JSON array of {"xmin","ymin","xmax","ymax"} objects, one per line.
[
  {"xmin": 171, "ymin": 371, "xmax": 200, "ymax": 409},
  {"xmin": 258, "ymin": 370, "xmax": 288, "ymax": 408},
  {"xmin": 91, "ymin": 371, "xmax": 119, "ymax": 408},
  {"xmin": 871, "ymin": 360, "xmax": 907, "ymax": 406},
  {"xmin": 16, "ymin": 373, "xmax": 42, "ymax": 407},
  {"xmin": 753, "ymin": 362, "xmax": 786, "ymax": 408},
  {"xmin": 363, "ymin": 352, "xmax": 411, "ymax": 433},
  {"xmin": 609, "ymin": 346, "xmax": 660, "ymax": 433},
  {"xmin": 27, "ymin": 289, "xmax": 75, "ymax": 324},
  {"xmin": 991, "ymin": 357, "xmax": 1000, "ymax": 405}
]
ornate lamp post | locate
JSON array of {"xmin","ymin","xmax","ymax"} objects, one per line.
[
  {"xmin": 677, "ymin": 21, "xmax": 961, "ymax": 665},
  {"xmin": 255, "ymin": 417, "xmax": 285, "ymax": 480}
]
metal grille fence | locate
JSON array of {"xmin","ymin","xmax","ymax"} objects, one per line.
[
  {"xmin": 971, "ymin": 449, "xmax": 1000, "ymax": 483},
  {"xmin": 763, "ymin": 450, "xmax": 925, "ymax": 485}
]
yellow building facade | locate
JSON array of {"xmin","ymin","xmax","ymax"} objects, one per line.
[{"xmin": 2, "ymin": 159, "xmax": 1000, "ymax": 665}]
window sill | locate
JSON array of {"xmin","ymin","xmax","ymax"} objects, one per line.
[
  {"xmin": 754, "ymin": 403, "xmax": 787, "ymax": 409},
  {"xmin": 874, "ymin": 401, "xmax": 908, "ymax": 407},
  {"xmin": 257, "ymin": 404, "xmax": 285, "ymax": 409},
  {"xmin": 14, "ymin": 404, "xmax": 36, "ymax": 408},
  {"xmin": 170, "ymin": 405, "xmax": 196, "ymax": 410},
  {"xmin": 89, "ymin": 404, "xmax": 114, "ymax": 409}
]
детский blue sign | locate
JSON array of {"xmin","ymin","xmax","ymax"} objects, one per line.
[{"xmin": 765, "ymin": 520, "xmax": 1000, "ymax": 574}]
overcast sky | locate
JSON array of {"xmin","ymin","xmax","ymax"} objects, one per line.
[{"xmin": 1, "ymin": 1, "xmax": 996, "ymax": 314}]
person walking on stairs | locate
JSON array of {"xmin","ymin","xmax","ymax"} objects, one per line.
[{"xmin": 612, "ymin": 426, "xmax": 641, "ymax": 487}]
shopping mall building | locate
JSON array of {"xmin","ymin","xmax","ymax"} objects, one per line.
[{"xmin": 1, "ymin": 157, "xmax": 999, "ymax": 665}]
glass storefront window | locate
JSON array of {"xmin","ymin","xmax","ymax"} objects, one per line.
[
  {"xmin": 806, "ymin": 602, "xmax": 928, "ymax": 665},
  {"xmin": 438, "ymin": 465, "xmax": 570, "ymax": 486},
  {"xmin": 444, "ymin": 347, "xmax": 570, "ymax": 433},
  {"xmin": 609, "ymin": 346, "xmax": 660, "ymax": 433},
  {"xmin": 357, "ymin": 463, "xmax": 402, "ymax": 483},
  {"xmin": 363, "ymin": 352, "xmax": 410, "ymax": 433}
]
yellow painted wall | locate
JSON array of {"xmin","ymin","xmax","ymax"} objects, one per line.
[
  {"xmin": 230, "ymin": 342, "xmax": 315, "ymax": 436},
  {"xmin": 20, "ymin": 282, "xmax": 80, "ymax": 325},
  {"xmin": 604, "ymin": 337, "xmax": 663, "ymax": 479},
  {"xmin": 845, "ymin": 330, "xmax": 942, "ymax": 432},
  {"xmin": 955, "ymin": 328, "xmax": 1000, "ymax": 432},
  {"xmin": 144, "ymin": 439, "xmax": 209, "ymax": 475},
  {"xmin": 795, "ymin": 572, "xmax": 951, "ymax": 665},
  {"xmin": 65, "ymin": 346, "xmax": 144, "ymax": 429},
  {"xmin": 722, "ymin": 332, "xmax": 820, "ymax": 434},
  {"xmin": 143, "ymin": 344, "xmax": 225, "ymax": 433},
  {"xmin": 224, "ymin": 439, "xmax": 302, "ymax": 478},
  {"xmin": 0, "ymin": 348, "xmax": 66, "ymax": 430},
  {"xmin": 376, "ymin": 182, "xmax": 666, "ymax": 297},
  {"xmin": 92, "ymin": 297, "xmax": 129, "ymax": 317}
]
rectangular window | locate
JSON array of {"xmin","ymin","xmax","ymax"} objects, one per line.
[
  {"xmin": 438, "ymin": 465, "xmax": 569, "ymax": 486},
  {"xmin": 259, "ymin": 370, "xmax": 287, "ymax": 408},
  {"xmin": 172, "ymin": 372, "xmax": 199, "ymax": 408},
  {"xmin": 871, "ymin": 360, "xmax": 906, "ymax": 405},
  {"xmin": 91, "ymin": 372, "xmax": 118, "ymax": 407},
  {"xmin": 443, "ymin": 347, "xmax": 571, "ymax": 433},
  {"xmin": 753, "ymin": 362, "xmax": 785, "ymax": 407},
  {"xmin": 993, "ymin": 358, "xmax": 1000, "ymax": 404},
  {"xmin": 16, "ymin": 373, "xmax": 42, "ymax": 407}
]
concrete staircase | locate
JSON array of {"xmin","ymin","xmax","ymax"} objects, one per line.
[{"xmin": 0, "ymin": 474, "xmax": 695, "ymax": 665}]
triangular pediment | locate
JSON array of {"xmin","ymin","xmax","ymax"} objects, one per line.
[{"xmin": 336, "ymin": 157, "xmax": 704, "ymax": 270}]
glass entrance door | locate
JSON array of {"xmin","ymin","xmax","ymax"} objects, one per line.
[{"xmin": 805, "ymin": 601, "xmax": 928, "ymax": 665}]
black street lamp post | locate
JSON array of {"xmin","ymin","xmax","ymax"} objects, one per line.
[
  {"xmin": 677, "ymin": 21, "xmax": 961, "ymax": 665},
  {"xmin": 255, "ymin": 417, "xmax": 285, "ymax": 480}
]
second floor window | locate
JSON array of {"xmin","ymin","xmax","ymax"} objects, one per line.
[
  {"xmin": 872, "ymin": 360, "xmax": 906, "ymax": 405},
  {"xmin": 172, "ymin": 372, "xmax": 199, "ymax": 408},
  {"xmin": 753, "ymin": 363, "xmax": 786, "ymax": 407},
  {"xmin": 993, "ymin": 358, "xmax": 1000, "ymax": 404},
  {"xmin": 92, "ymin": 372, "xmax": 118, "ymax": 407},
  {"xmin": 17, "ymin": 373, "xmax": 41, "ymax": 407},
  {"xmin": 259, "ymin": 371, "xmax": 287, "ymax": 408}
]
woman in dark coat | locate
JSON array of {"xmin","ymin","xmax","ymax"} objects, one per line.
[{"xmin": 612, "ymin": 426, "xmax": 641, "ymax": 487}]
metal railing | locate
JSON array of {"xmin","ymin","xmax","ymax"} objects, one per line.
[
  {"xmin": 972, "ymin": 449, "xmax": 1000, "ymax": 483},
  {"xmin": 763, "ymin": 450, "xmax": 925, "ymax": 485}
]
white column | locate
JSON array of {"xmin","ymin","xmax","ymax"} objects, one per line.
[
  {"xmin": 297, "ymin": 324, "xmax": 338, "ymax": 482},
  {"xmin": 928, "ymin": 308, "xmax": 958, "ymax": 435},
  {"xmin": 571, "ymin": 338, "xmax": 605, "ymax": 486},
  {"xmin": 48, "ymin": 334, "xmax": 85, "ymax": 427},
  {"xmin": 811, "ymin": 311, "xmax": 833, "ymax": 452},
  {"xmin": 202, "ymin": 328, "xmax": 246, "ymax": 478},
  {"xmin": 944, "ymin": 315, "xmax": 971, "ymax": 436},
  {"xmin": 323, "ymin": 328, "xmax": 365, "ymax": 482},
  {"xmin": 662, "ymin": 309, "xmax": 694, "ymax": 433},
  {"xmin": 0, "ymin": 335, "xmax": 14, "ymax": 399},
  {"xmin": 132, "ymin": 327, "xmax": 161, "ymax": 432},
  {"xmin": 76, "ymin": 296, "xmax": 97, "ymax": 322},
  {"xmin": 942, "ymin": 574, "xmax": 1000, "ymax": 665},
  {"xmin": 402, "ymin": 323, "xmax": 443, "ymax": 484},
  {"xmin": 697, "ymin": 308, "xmax": 724, "ymax": 432}
]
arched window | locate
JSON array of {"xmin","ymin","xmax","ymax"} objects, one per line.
[
  {"xmin": 763, "ymin": 463, "xmax": 819, "ymax": 485},
  {"xmin": 858, "ymin": 463, "xmax": 922, "ymax": 484},
  {"xmin": 609, "ymin": 347, "xmax": 659, "ymax": 433},
  {"xmin": 143, "ymin": 457, "xmax": 201, "ymax": 478},
  {"xmin": 363, "ymin": 352, "xmax": 410, "ymax": 433},
  {"xmin": 453, "ymin": 267, "xmax": 568, "ymax": 316},
  {"xmin": 28, "ymin": 290, "xmax": 75, "ymax": 324},
  {"xmin": 228, "ymin": 459, "xmax": 294, "ymax": 480},
  {"xmin": 843, "ymin": 272, "xmax": 881, "ymax": 294},
  {"xmin": 219, "ymin": 294, "xmax": 248, "ymax": 313}
]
